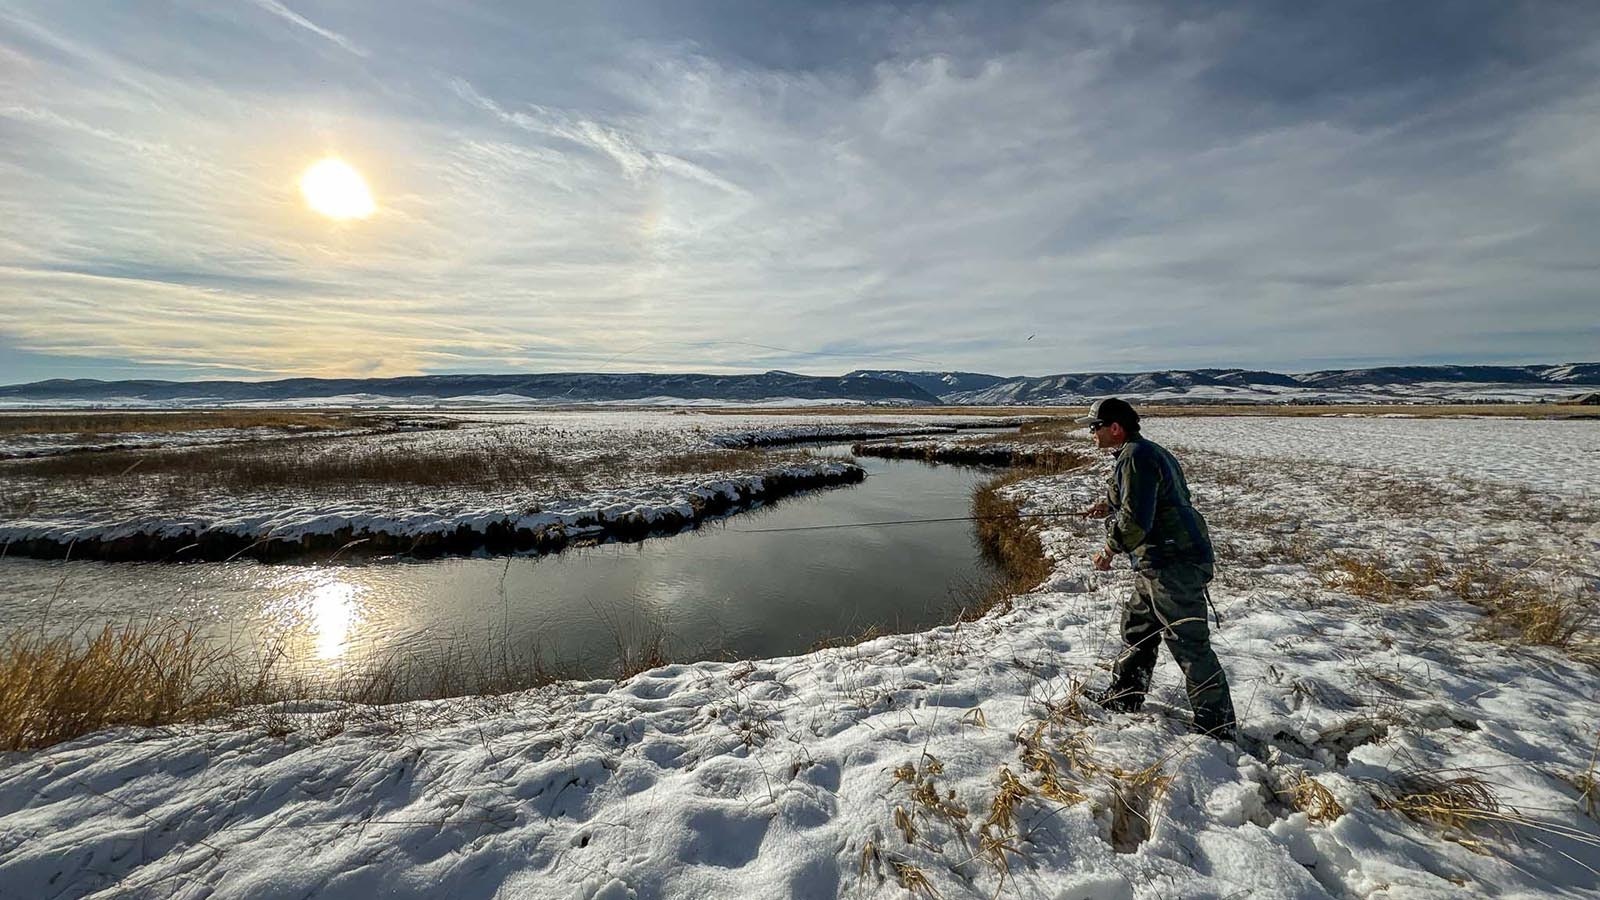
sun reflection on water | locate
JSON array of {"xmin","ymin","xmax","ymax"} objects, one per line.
[{"xmin": 306, "ymin": 579, "xmax": 360, "ymax": 660}]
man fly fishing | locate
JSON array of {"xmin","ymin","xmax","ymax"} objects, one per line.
[{"xmin": 1077, "ymin": 398, "xmax": 1238, "ymax": 741}]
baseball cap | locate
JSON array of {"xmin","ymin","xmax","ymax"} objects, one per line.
[{"xmin": 1074, "ymin": 397, "xmax": 1139, "ymax": 428}]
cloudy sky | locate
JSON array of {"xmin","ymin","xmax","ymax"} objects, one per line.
[{"xmin": 2, "ymin": 1, "xmax": 1597, "ymax": 383}]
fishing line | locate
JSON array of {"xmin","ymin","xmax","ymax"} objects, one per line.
[{"xmin": 723, "ymin": 510, "xmax": 1089, "ymax": 534}]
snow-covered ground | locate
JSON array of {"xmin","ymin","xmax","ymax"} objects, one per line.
[
  {"xmin": 0, "ymin": 412, "xmax": 1014, "ymax": 552},
  {"xmin": 1099, "ymin": 382, "xmax": 1592, "ymax": 405},
  {"xmin": 1152, "ymin": 415, "xmax": 1600, "ymax": 496},
  {"xmin": 2, "ymin": 417, "xmax": 1598, "ymax": 898}
]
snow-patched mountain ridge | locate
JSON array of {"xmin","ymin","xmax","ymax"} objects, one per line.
[
  {"xmin": 938, "ymin": 363, "xmax": 1600, "ymax": 405},
  {"xmin": 2, "ymin": 363, "xmax": 1596, "ymax": 407}
]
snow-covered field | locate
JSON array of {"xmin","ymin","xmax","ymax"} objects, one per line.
[
  {"xmin": 0, "ymin": 412, "xmax": 1014, "ymax": 552},
  {"xmin": 1154, "ymin": 415, "xmax": 1600, "ymax": 497},
  {"xmin": 2, "ymin": 416, "xmax": 1598, "ymax": 898}
]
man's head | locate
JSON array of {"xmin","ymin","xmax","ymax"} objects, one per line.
[{"xmin": 1076, "ymin": 397, "xmax": 1140, "ymax": 450}]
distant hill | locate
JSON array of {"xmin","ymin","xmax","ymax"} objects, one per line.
[
  {"xmin": 2, "ymin": 363, "xmax": 1596, "ymax": 408},
  {"xmin": 844, "ymin": 370, "xmax": 1010, "ymax": 397},
  {"xmin": 0, "ymin": 372, "xmax": 941, "ymax": 407},
  {"xmin": 938, "ymin": 363, "xmax": 1600, "ymax": 405}
]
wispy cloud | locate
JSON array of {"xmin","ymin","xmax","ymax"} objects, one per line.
[
  {"xmin": 246, "ymin": 0, "xmax": 368, "ymax": 58},
  {"xmin": 1, "ymin": 1, "xmax": 1598, "ymax": 383}
]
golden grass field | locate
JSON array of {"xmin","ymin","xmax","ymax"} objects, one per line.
[{"xmin": 0, "ymin": 410, "xmax": 369, "ymax": 436}]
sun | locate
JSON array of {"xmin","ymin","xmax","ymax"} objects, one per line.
[{"xmin": 300, "ymin": 157, "xmax": 375, "ymax": 219}]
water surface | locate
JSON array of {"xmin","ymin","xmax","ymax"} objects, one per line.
[{"xmin": 0, "ymin": 446, "xmax": 1001, "ymax": 685}]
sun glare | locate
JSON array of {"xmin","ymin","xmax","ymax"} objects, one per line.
[
  {"xmin": 300, "ymin": 157, "xmax": 375, "ymax": 219},
  {"xmin": 306, "ymin": 579, "xmax": 359, "ymax": 660}
]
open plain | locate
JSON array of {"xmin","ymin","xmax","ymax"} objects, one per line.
[{"xmin": 1, "ymin": 408, "xmax": 1596, "ymax": 899}]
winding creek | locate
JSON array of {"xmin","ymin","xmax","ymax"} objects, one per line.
[{"xmin": 0, "ymin": 442, "xmax": 1005, "ymax": 686}]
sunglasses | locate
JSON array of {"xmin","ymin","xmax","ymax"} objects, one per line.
[{"xmin": 1088, "ymin": 421, "xmax": 1110, "ymax": 432}]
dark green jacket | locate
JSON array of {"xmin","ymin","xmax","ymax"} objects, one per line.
[{"xmin": 1104, "ymin": 436, "xmax": 1214, "ymax": 571}]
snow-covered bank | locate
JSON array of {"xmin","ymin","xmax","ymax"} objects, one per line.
[
  {"xmin": 1151, "ymin": 415, "xmax": 1600, "ymax": 495},
  {"xmin": 0, "ymin": 461, "xmax": 865, "ymax": 562},
  {"xmin": 0, "ymin": 412, "xmax": 1012, "ymax": 561},
  {"xmin": 852, "ymin": 436, "xmax": 1086, "ymax": 468},
  {"xmin": 2, "ymin": 417, "xmax": 1598, "ymax": 898},
  {"xmin": 709, "ymin": 418, "xmax": 1030, "ymax": 448}
]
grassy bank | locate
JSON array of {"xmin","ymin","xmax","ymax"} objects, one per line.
[
  {"xmin": 0, "ymin": 611, "xmax": 682, "ymax": 752},
  {"xmin": 0, "ymin": 411, "xmax": 373, "ymax": 436},
  {"xmin": 6, "ymin": 432, "xmax": 812, "ymax": 493},
  {"xmin": 851, "ymin": 441, "xmax": 1087, "ymax": 469},
  {"xmin": 6, "ymin": 438, "xmax": 791, "ymax": 492},
  {"xmin": 965, "ymin": 469, "xmax": 1057, "ymax": 620}
]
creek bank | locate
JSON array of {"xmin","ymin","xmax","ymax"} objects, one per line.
[
  {"xmin": 714, "ymin": 417, "xmax": 1035, "ymax": 448},
  {"xmin": 0, "ymin": 462, "xmax": 865, "ymax": 563},
  {"xmin": 852, "ymin": 439, "xmax": 1089, "ymax": 470}
]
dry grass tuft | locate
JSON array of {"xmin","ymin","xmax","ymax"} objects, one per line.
[
  {"xmin": 858, "ymin": 839, "xmax": 881, "ymax": 880},
  {"xmin": 1287, "ymin": 773, "xmax": 1346, "ymax": 824},
  {"xmin": 605, "ymin": 613, "xmax": 671, "ymax": 681},
  {"xmin": 1366, "ymin": 766, "xmax": 1600, "ymax": 858},
  {"xmin": 1373, "ymin": 769, "xmax": 1502, "ymax": 834},
  {"xmin": 1316, "ymin": 554, "xmax": 1598, "ymax": 662},
  {"xmin": 1451, "ymin": 564, "xmax": 1599, "ymax": 660},
  {"xmin": 0, "ymin": 614, "xmax": 581, "ymax": 751},
  {"xmin": 909, "ymin": 776, "xmax": 968, "ymax": 822},
  {"xmin": 891, "ymin": 860, "xmax": 939, "ymax": 898},
  {"xmin": 893, "ymin": 755, "xmax": 959, "ymax": 819},
  {"xmin": 1317, "ymin": 551, "xmax": 1440, "ymax": 602},
  {"xmin": 1032, "ymin": 677, "xmax": 1094, "ymax": 728},
  {"xmin": 0, "ymin": 619, "xmax": 237, "ymax": 751},
  {"xmin": 887, "ymin": 754, "xmax": 968, "ymax": 849},
  {"xmin": 893, "ymin": 806, "xmax": 918, "ymax": 844},
  {"xmin": 1572, "ymin": 769, "xmax": 1598, "ymax": 821},
  {"xmin": 987, "ymin": 766, "xmax": 1032, "ymax": 834},
  {"xmin": 1315, "ymin": 549, "xmax": 1598, "ymax": 663},
  {"xmin": 1051, "ymin": 730, "xmax": 1168, "ymax": 852},
  {"xmin": 1016, "ymin": 722, "xmax": 1089, "ymax": 805},
  {"xmin": 964, "ymin": 470, "xmax": 1055, "ymax": 619}
]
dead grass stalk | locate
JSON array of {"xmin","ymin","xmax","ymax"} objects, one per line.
[{"xmin": 1287, "ymin": 773, "xmax": 1346, "ymax": 824}]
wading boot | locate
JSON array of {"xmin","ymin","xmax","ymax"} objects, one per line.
[{"xmin": 1087, "ymin": 686, "xmax": 1144, "ymax": 714}]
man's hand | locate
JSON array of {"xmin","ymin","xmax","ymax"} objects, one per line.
[
  {"xmin": 1082, "ymin": 498, "xmax": 1110, "ymax": 518},
  {"xmin": 1091, "ymin": 549, "xmax": 1114, "ymax": 571}
]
